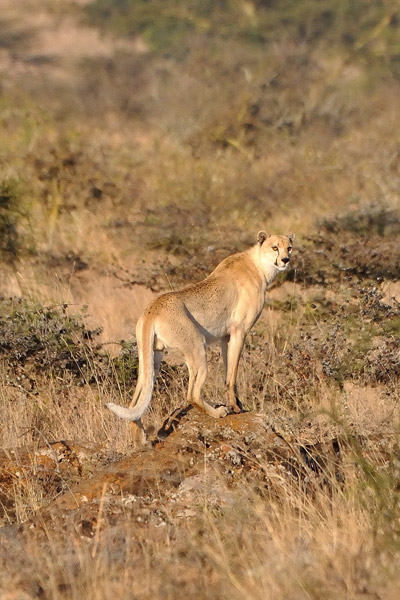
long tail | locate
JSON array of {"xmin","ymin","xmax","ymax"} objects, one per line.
[{"xmin": 107, "ymin": 316, "xmax": 155, "ymax": 422}]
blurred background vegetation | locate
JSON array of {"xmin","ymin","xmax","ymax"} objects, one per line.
[
  {"xmin": 0, "ymin": 0, "xmax": 399, "ymax": 276},
  {"xmin": 86, "ymin": 0, "xmax": 400, "ymax": 73},
  {"xmin": 1, "ymin": 4, "xmax": 400, "ymax": 598},
  {"xmin": 0, "ymin": 0, "xmax": 398, "ymax": 349}
]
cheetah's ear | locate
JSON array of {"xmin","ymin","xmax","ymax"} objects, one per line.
[
  {"xmin": 257, "ymin": 231, "xmax": 268, "ymax": 245},
  {"xmin": 287, "ymin": 233, "xmax": 295, "ymax": 244}
]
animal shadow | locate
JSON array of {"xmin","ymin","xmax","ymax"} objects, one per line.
[
  {"xmin": 155, "ymin": 400, "xmax": 247, "ymax": 444},
  {"xmin": 155, "ymin": 405, "xmax": 194, "ymax": 442}
]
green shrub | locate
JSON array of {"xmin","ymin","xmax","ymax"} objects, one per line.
[
  {"xmin": 320, "ymin": 203, "xmax": 400, "ymax": 236},
  {"xmin": 0, "ymin": 298, "xmax": 102, "ymax": 380}
]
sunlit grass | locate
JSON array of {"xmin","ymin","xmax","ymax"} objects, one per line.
[{"xmin": 0, "ymin": 1, "xmax": 400, "ymax": 598}]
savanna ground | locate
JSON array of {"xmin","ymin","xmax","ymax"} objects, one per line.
[{"xmin": 0, "ymin": 1, "xmax": 400, "ymax": 598}]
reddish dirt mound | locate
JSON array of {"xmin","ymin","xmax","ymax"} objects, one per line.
[{"xmin": 0, "ymin": 409, "xmax": 342, "ymax": 535}]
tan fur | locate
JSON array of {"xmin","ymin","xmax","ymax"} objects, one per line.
[{"xmin": 107, "ymin": 232, "xmax": 294, "ymax": 446}]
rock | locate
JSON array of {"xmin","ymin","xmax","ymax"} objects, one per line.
[{"xmin": 0, "ymin": 409, "xmax": 344, "ymax": 534}]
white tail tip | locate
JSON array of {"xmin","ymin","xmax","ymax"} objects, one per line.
[{"xmin": 106, "ymin": 402, "xmax": 138, "ymax": 421}]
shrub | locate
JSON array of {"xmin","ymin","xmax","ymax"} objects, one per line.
[{"xmin": 0, "ymin": 178, "xmax": 25, "ymax": 262}]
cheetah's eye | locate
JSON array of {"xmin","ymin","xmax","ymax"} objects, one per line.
[{"xmin": 272, "ymin": 246, "xmax": 278, "ymax": 251}]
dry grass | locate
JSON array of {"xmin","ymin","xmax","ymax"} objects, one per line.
[
  {"xmin": 1, "ymin": 288, "xmax": 399, "ymax": 598},
  {"xmin": 1, "ymin": 433, "xmax": 399, "ymax": 600},
  {"xmin": 1, "ymin": 1, "xmax": 400, "ymax": 598}
]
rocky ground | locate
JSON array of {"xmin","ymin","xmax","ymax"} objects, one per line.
[{"xmin": 0, "ymin": 410, "xmax": 341, "ymax": 528}]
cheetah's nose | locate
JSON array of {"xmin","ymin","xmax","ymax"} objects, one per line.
[{"xmin": 281, "ymin": 257, "xmax": 290, "ymax": 264}]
